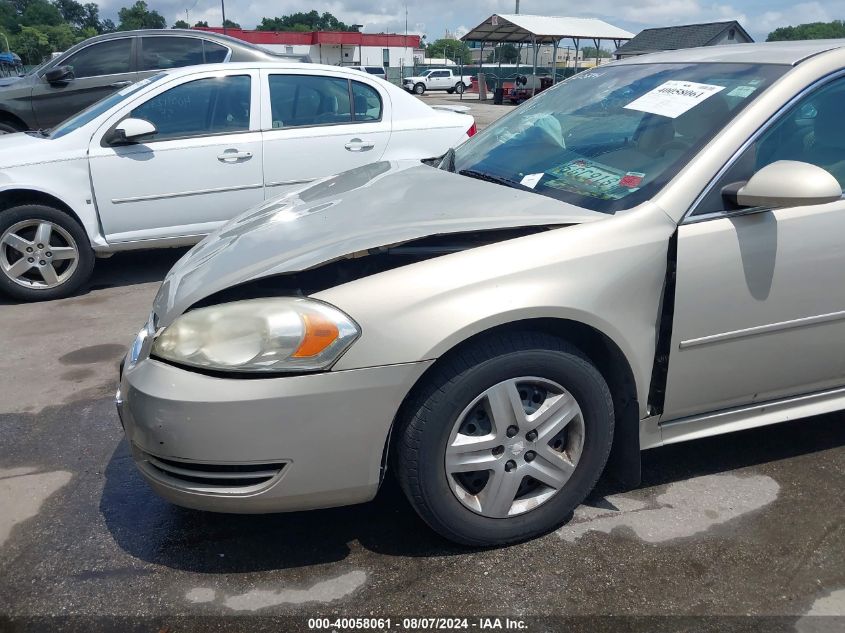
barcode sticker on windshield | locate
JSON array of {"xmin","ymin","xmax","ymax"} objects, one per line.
[{"xmin": 624, "ymin": 81, "xmax": 725, "ymax": 118}]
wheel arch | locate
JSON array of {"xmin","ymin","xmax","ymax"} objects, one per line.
[
  {"xmin": 384, "ymin": 317, "xmax": 642, "ymax": 489},
  {"xmin": 0, "ymin": 109, "xmax": 28, "ymax": 132},
  {"xmin": 0, "ymin": 188, "xmax": 86, "ymax": 231}
]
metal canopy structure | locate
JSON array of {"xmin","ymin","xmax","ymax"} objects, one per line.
[
  {"xmin": 461, "ymin": 14, "xmax": 635, "ymax": 95},
  {"xmin": 461, "ymin": 14, "xmax": 634, "ymax": 45}
]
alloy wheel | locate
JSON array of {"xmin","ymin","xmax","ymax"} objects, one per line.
[
  {"xmin": 444, "ymin": 376, "xmax": 585, "ymax": 518},
  {"xmin": 0, "ymin": 219, "xmax": 79, "ymax": 289}
]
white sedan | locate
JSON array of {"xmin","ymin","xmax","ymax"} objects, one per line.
[{"xmin": 0, "ymin": 62, "xmax": 476, "ymax": 300}]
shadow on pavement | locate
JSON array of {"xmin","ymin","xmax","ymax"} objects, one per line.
[
  {"xmin": 100, "ymin": 440, "xmax": 469, "ymax": 574},
  {"xmin": 100, "ymin": 411, "xmax": 845, "ymax": 573},
  {"xmin": 0, "ymin": 248, "xmax": 187, "ymax": 306}
]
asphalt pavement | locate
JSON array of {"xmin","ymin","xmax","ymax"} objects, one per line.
[{"xmin": 0, "ymin": 97, "xmax": 843, "ymax": 633}]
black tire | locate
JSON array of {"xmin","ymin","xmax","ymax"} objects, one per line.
[
  {"xmin": 455, "ymin": 82, "xmax": 465, "ymax": 95},
  {"xmin": 413, "ymin": 83, "xmax": 425, "ymax": 95},
  {"xmin": 0, "ymin": 120, "xmax": 24, "ymax": 134},
  {"xmin": 396, "ymin": 332, "xmax": 614, "ymax": 546},
  {"xmin": 0, "ymin": 204, "xmax": 95, "ymax": 301},
  {"xmin": 446, "ymin": 88, "xmax": 454, "ymax": 94}
]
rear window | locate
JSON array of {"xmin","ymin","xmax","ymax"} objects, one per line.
[
  {"xmin": 140, "ymin": 37, "xmax": 230, "ymax": 70},
  {"xmin": 140, "ymin": 37, "xmax": 204, "ymax": 71}
]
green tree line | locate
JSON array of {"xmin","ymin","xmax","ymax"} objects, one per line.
[{"xmin": 767, "ymin": 20, "xmax": 845, "ymax": 41}]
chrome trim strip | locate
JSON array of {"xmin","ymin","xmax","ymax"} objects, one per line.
[
  {"xmin": 95, "ymin": 234, "xmax": 205, "ymax": 253},
  {"xmin": 111, "ymin": 183, "xmax": 263, "ymax": 204},
  {"xmin": 679, "ymin": 309, "xmax": 845, "ymax": 349},
  {"xmin": 682, "ymin": 69, "xmax": 845, "ymax": 224},
  {"xmin": 265, "ymin": 178, "xmax": 315, "ymax": 188},
  {"xmin": 658, "ymin": 385, "xmax": 845, "ymax": 446},
  {"xmin": 678, "ymin": 310, "xmax": 845, "ymax": 349}
]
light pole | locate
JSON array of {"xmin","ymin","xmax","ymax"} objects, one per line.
[{"xmin": 221, "ymin": 0, "xmax": 227, "ymax": 34}]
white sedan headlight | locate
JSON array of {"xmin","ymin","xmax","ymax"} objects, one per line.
[{"xmin": 151, "ymin": 298, "xmax": 359, "ymax": 373}]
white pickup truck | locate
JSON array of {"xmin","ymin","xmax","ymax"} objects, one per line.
[{"xmin": 403, "ymin": 69, "xmax": 473, "ymax": 95}]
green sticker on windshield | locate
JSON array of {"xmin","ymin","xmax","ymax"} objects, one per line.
[{"xmin": 545, "ymin": 159, "xmax": 642, "ymax": 200}]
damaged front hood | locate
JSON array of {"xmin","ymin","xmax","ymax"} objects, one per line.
[{"xmin": 153, "ymin": 160, "xmax": 605, "ymax": 323}]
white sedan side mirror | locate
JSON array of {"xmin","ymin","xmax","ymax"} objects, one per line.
[
  {"xmin": 108, "ymin": 118, "xmax": 157, "ymax": 145},
  {"xmin": 723, "ymin": 160, "xmax": 843, "ymax": 209}
]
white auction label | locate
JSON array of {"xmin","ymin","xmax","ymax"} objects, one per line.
[{"xmin": 624, "ymin": 80, "xmax": 725, "ymax": 118}]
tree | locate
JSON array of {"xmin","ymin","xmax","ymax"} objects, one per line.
[
  {"xmin": 12, "ymin": 24, "xmax": 51, "ymax": 63},
  {"xmin": 426, "ymin": 38, "xmax": 471, "ymax": 64},
  {"xmin": 581, "ymin": 46, "xmax": 610, "ymax": 59},
  {"xmin": 53, "ymin": 0, "xmax": 86, "ymax": 27},
  {"xmin": 43, "ymin": 21, "xmax": 76, "ymax": 50},
  {"xmin": 117, "ymin": 1, "xmax": 165, "ymax": 31},
  {"xmin": 223, "ymin": 18, "xmax": 239, "ymax": 29},
  {"xmin": 171, "ymin": 19, "xmax": 189, "ymax": 29},
  {"xmin": 486, "ymin": 43, "xmax": 518, "ymax": 63},
  {"xmin": 193, "ymin": 20, "xmax": 207, "ymax": 28},
  {"xmin": 0, "ymin": 2, "xmax": 19, "ymax": 34},
  {"xmin": 21, "ymin": 0, "xmax": 63, "ymax": 27},
  {"xmin": 767, "ymin": 20, "xmax": 845, "ymax": 41},
  {"xmin": 99, "ymin": 17, "xmax": 115, "ymax": 32},
  {"xmin": 80, "ymin": 2, "xmax": 102, "ymax": 31},
  {"xmin": 257, "ymin": 10, "xmax": 355, "ymax": 32}
]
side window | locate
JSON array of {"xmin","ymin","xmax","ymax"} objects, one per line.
[
  {"xmin": 268, "ymin": 75, "xmax": 352, "ymax": 128},
  {"xmin": 203, "ymin": 41, "xmax": 229, "ymax": 63},
  {"xmin": 64, "ymin": 38, "xmax": 132, "ymax": 78},
  {"xmin": 695, "ymin": 78, "xmax": 845, "ymax": 215},
  {"xmin": 129, "ymin": 75, "xmax": 251, "ymax": 141},
  {"xmin": 141, "ymin": 37, "xmax": 204, "ymax": 71},
  {"xmin": 351, "ymin": 81, "xmax": 382, "ymax": 121}
]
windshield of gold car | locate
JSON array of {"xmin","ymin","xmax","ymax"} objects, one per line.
[{"xmin": 450, "ymin": 62, "xmax": 787, "ymax": 213}]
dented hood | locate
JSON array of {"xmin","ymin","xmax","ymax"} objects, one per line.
[{"xmin": 153, "ymin": 160, "xmax": 605, "ymax": 323}]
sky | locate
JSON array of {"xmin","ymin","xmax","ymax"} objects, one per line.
[{"xmin": 96, "ymin": 0, "xmax": 845, "ymax": 44}]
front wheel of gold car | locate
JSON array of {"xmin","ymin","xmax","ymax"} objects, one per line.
[{"xmin": 396, "ymin": 332, "xmax": 614, "ymax": 546}]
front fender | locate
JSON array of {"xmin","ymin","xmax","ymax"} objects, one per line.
[
  {"xmin": 320, "ymin": 203, "xmax": 677, "ymax": 414},
  {"xmin": 0, "ymin": 167, "xmax": 103, "ymax": 250}
]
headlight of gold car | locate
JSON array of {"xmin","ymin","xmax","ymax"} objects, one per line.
[{"xmin": 151, "ymin": 298, "xmax": 360, "ymax": 373}]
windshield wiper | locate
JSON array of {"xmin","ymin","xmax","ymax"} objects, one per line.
[{"xmin": 458, "ymin": 169, "xmax": 533, "ymax": 191}]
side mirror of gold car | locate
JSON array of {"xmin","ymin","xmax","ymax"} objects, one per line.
[{"xmin": 722, "ymin": 160, "xmax": 843, "ymax": 210}]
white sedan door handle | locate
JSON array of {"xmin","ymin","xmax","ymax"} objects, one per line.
[
  {"xmin": 217, "ymin": 149, "xmax": 253, "ymax": 162},
  {"xmin": 344, "ymin": 138, "xmax": 376, "ymax": 152}
]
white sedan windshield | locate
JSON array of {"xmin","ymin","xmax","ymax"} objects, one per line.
[{"xmin": 452, "ymin": 62, "xmax": 787, "ymax": 213}]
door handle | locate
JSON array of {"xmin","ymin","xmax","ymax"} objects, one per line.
[
  {"xmin": 344, "ymin": 138, "xmax": 375, "ymax": 152},
  {"xmin": 108, "ymin": 81, "xmax": 132, "ymax": 88},
  {"xmin": 217, "ymin": 149, "xmax": 253, "ymax": 162}
]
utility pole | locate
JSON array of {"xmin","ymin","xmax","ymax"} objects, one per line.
[
  {"xmin": 515, "ymin": 0, "xmax": 520, "ymax": 14},
  {"xmin": 221, "ymin": 0, "xmax": 227, "ymax": 33},
  {"xmin": 185, "ymin": 9, "xmax": 189, "ymax": 24}
]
